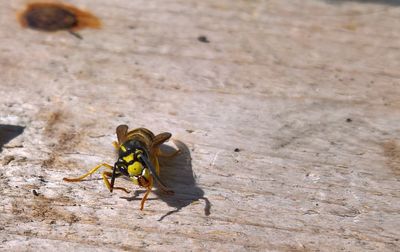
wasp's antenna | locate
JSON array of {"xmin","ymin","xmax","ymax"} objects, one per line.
[
  {"xmin": 110, "ymin": 164, "xmax": 117, "ymax": 192},
  {"xmin": 139, "ymin": 155, "xmax": 174, "ymax": 194}
]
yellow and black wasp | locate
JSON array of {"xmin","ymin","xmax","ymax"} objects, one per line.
[{"xmin": 63, "ymin": 125, "xmax": 179, "ymax": 210}]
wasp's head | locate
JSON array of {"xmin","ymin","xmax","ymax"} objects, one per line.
[
  {"xmin": 111, "ymin": 139, "xmax": 174, "ymax": 194},
  {"xmin": 114, "ymin": 141, "xmax": 151, "ymax": 187}
]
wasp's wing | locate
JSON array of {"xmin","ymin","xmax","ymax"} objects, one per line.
[
  {"xmin": 152, "ymin": 132, "xmax": 172, "ymax": 148},
  {"xmin": 116, "ymin": 124, "xmax": 129, "ymax": 144}
]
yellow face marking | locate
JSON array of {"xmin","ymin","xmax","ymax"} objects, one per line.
[
  {"xmin": 128, "ymin": 161, "xmax": 143, "ymax": 176},
  {"xmin": 130, "ymin": 176, "xmax": 139, "ymax": 185},
  {"xmin": 123, "ymin": 153, "xmax": 134, "ymax": 163},
  {"xmin": 142, "ymin": 167, "xmax": 150, "ymax": 180},
  {"xmin": 135, "ymin": 149, "xmax": 143, "ymax": 157},
  {"xmin": 120, "ymin": 145, "xmax": 127, "ymax": 152}
]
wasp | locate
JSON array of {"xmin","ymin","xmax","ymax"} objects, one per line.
[{"xmin": 63, "ymin": 125, "xmax": 179, "ymax": 210}]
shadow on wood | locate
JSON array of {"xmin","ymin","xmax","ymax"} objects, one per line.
[
  {"xmin": 0, "ymin": 124, "xmax": 24, "ymax": 152},
  {"xmin": 155, "ymin": 140, "xmax": 211, "ymax": 221}
]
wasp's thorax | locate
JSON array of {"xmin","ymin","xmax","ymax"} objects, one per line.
[{"xmin": 115, "ymin": 140, "xmax": 151, "ymax": 186}]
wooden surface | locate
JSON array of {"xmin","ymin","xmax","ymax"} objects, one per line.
[{"xmin": 1, "ymin": 0, "xmax": 399, "ymax": 251}]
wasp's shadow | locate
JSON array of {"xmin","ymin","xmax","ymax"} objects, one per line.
[
  {"xmin": 154, "ymin": 140, "xmax": 211, "ymax": 221},
  {"xmin": 0, "ymin": 124, "xmax": 24, "ymax": 152}
]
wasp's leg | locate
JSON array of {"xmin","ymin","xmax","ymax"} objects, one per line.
[
  {"xmin": 140, "ymin": 187, "xmax": 152, "ymax": 210},
  {"xmin": 139, "ymin": 177, "xmax": 153, "ymax": 210},
  {"xmin": 63, "ymin": 163, "xmax": 113, "ymax": 182},
  {"xmin": 157, "ymin": 148, "xmax": 181, "ymax": 158},
  {"xmin": 103, "ymin": 171, "xmax": 130, "ymax": 193},
  {"xmin": 112, "ymin": 141, "xmax": 119, "ymax": 150}
]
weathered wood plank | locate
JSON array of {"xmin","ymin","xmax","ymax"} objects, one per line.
[{"xmin": 1, "ymin": 0, "xmax": 399, "ymax": 251}]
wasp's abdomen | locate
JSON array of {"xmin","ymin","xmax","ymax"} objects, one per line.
[{"xmin": 125, "ymin": 128, "xmax": 155, "ymax": 150}]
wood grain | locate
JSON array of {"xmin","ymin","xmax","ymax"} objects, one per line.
[{"xmin": 1, "ymin": 0, "xmax": 399, "ymax": 251}]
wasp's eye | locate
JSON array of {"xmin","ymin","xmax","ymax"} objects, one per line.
[{"xmin": 116, "ymin": 164, "xmax": 128, "ymax": 175}]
